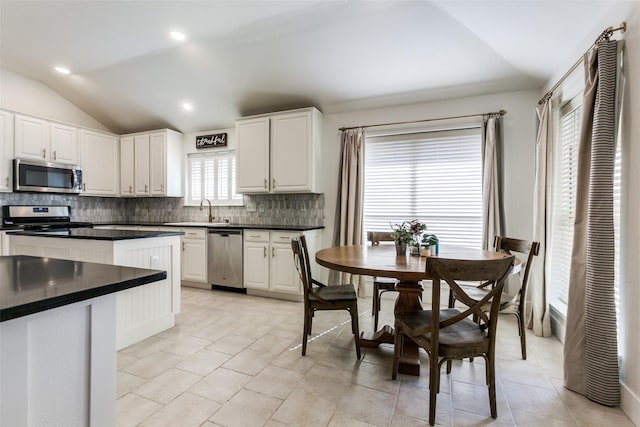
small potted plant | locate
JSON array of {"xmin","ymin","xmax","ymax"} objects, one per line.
[
  {"xmin": 422, "ymin": 233, "xmax": 439, "ymax": 256},
  {"xmin": 390, "ymin": 222, "xmax": 413, "ymax": 255}
]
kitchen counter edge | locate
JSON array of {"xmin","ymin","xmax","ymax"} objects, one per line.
[
  {"xmin": 94, "ymin": 223, "xmax": 325, "ymax": 231},
  {"xmin": 1, "ymin": 255, "xmax": 167, "ymax": 322}
]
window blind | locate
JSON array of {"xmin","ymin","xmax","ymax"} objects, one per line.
[
  {"xmin": 187, "ymin": 152, "xmax": 243, "ymax": 206},
  {"xmin": 549, "ymin": 96, "xmax": 620, "ymax": 326},
  {"xmin": 364, "ymin": 127, "xmax": 483, "ymax": 248},
  {"xmin": 549, "ymin": 99, "xmax": 582, "ymax": 308}
]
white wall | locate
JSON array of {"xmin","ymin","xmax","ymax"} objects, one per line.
[
  {"xmin": 319, "ymin": 89, "xmax": 540, "ymax": 254},
  {"xmin": 613, "ymin": 3, "xmax": 640, "ymax": 424},
  {"xmin": 0, "ymin": 69, "xmax": 110, "ymax": 132}
]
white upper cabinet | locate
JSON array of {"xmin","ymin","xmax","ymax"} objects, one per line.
[
  {"xmin": 149, "ymin": 132, "xmax": 170, "ymax": 196},
  {"xmin": 50, "ymin": 122, "xmax": 79, "ymax": 164},
  {"xmin": 236, "ymin": 107, "xmax": 322, "ymax": 194},
  {"xmin": 134, "ymin": 134, "xmax": 150, "ymax": 196},
  {"xmin": 80, "ymin": 129, "xmax": 119, "ymax": 196},
  {"xmin": 119, "ymin": 129, "xmax": 183, "ymax": 197},
  {"xmin": 236, "ymin": 117, "xmax": 270, "ymax": 193},
  {"xmin": 120, "ymin": 136, "xmax": 134, "ymax": 196},
  {"xmin": 14, "ymin": 114, "xmax": 78, "ymax": 164},
  {"xmin": 0, "ymin": 110, "xmax": 14, "ymax": 192}
]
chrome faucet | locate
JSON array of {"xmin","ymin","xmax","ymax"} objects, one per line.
[{"xmin": 199, "ymin": 198, "xmax": 214, "ymax": 222}]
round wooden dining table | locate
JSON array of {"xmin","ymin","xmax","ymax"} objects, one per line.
[{"xmin": 315, "ymin": 243, "xmax": 517, "ymax": 376}]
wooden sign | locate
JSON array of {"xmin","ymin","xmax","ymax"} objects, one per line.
[{"xmin": 196, "ymin": 133, "xmax": 227, "ymax": 149}]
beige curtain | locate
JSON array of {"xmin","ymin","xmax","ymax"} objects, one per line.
[
  {"xmin": 528, "ymin": 98, "xmax": 552, "ymax": 337},
  {"xmin": 481, "ymin": 116, "xmax": 505, "ymax": 250},
  {"xmin": 330, "ymin": 128, "xmax": 365, "ymax": 295},
  {"xmin": 564, "ymin": 40, "xmax": 621, "ymax": 406}
]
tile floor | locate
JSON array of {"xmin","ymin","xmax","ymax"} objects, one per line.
[{"xmin": 116, "ymin": 286, "xmax": 635, "ymax": 427}]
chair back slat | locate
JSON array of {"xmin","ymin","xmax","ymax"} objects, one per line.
[
  {"xmin": 426, "ymin": 256, "xmax": 515, "ymax": 346},
  {"xmin": 291, "ymin": 236, "xmax": 313, "ymax": 299},
  {"xmin": 367, "ymin": 231, "xmax": 395, "ymax": 246},
  {"xmin": 493, "ymin": 236, "xmax": 540, "ymax": 307}
]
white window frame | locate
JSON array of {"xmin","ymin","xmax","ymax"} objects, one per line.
[
  {"xmin": 185, "ymin": 150, "xmax": 243, "ymax": 206},
  {"xmin": 363, "ymin": 126, "xmax": 483, "ymax": 248}
]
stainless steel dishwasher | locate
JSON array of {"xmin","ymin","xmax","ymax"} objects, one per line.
[{"xmin": 208, "ymin": 228, "xmax": 244, "ymax": 290}]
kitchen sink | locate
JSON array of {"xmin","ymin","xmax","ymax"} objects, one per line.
[{"xmin": 164, "ymin": 222, "xmax": 229, "ymax": 227}]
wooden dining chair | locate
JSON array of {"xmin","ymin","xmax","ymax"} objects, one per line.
[
  {"xmin": 291, "ymin": 236, "xmax": 361, "ymax": 359},
  {"xmin": 367, "ymin": 231, "xmax": 399, "ymax": 330},
  {"xmin": 449, "ymin": 236, "xmax": 540, "ymax": 359},
  {"xmin": 392, "ymin": 255, "xmax": 515, "ymax": 426}
]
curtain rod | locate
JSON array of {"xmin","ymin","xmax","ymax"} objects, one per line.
[
  {"xmin": 538, "ymin": 22, "xmax": 626, "ymax": 105},
  {"xmin": 338, "ymin": 109, "xmax": 506, "ymax": 132}
]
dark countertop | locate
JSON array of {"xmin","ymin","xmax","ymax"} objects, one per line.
[
  {"xmin": 7, "ymin": 228, "xmax": 184, "ymax": 240},
  {"xmin": 0, "ymin": 255, "xmax": 167, "ymax": 322},
  {"xmin": 94, "ymin": 223, "xmax": 324, "ymax": 231}
]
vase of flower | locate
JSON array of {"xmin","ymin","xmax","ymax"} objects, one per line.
[{"xmin": 390, "ymin": 222, "xmax": 412, "ymax": 256}]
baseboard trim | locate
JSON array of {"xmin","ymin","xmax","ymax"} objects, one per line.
[
  {"xmin": 622, "ymin": 381, "xmax": 640, "ymax": 426},
  {"xmin": 549, "ymin": 304, "xmax": 567, "ymax": 344}
]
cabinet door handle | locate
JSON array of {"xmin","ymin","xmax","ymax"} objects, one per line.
[
  {"xmin": 182, "ymin": 242, "xmax": 185, "ymax": 251},
  {"xmin": 145, "ymin": 184, "xmax": 148, "ymax": 192},
  {"xmin": 272, "ymin": 178, "xmax": 276, "ymax": 189},
  {"xmin": 263, "ymin": 247, "xmax": 267, "ymax": 258},
  {"xmin": 5, "ymin": 177, "xmax": 8, "ymax": 186},
  {"xmin": 82, "ymin": 183, "xmax": 86, "ymax": 191},
  {"xmin": 42, "ymin": 148, "xmax": 46, "ymax": 158},
  {"xmin": 129, "ymin": 185, "xmax": 132, "ymax": 193},
  {"xmin": 53, "ymin": 150, "xmax": 57, "ymax": 161},
  {"xmin": 264, "ymin": 178, "xmax": 268, "ymax": 189},
  {"xmin": 272, "ymin": 247, "xmax": 275, "ymax": 258},
  {"xmin": 161, "ymin": 184, "xmax": 164, "ymax": 192}
]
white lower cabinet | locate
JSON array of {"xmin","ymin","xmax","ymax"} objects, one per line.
[
  {"xmin": 243, "ymin": 229, "xmax": 319, "ymax": 300},
  {"xmin": 180, "ymin": 228, "xmax": 208, "ymax": 286},
  {"xmin": 0, "ymin": 231, "xmax": 9, "ymax": 255}
]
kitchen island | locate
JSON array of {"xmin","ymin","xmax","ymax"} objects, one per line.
[
  {"xmin": 8, "ymin": 228, "xmax": 182, "ymax": 349},
  {"xmin": 0, "ymin": 255, "xmax": 166, "ymax": 427}
]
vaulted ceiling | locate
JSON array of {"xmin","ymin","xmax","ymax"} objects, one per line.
[{"xmin": 0, "ymin": 0, "xmax": 623, "ymax": 134}]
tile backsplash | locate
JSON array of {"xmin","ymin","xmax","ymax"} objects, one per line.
[{"xmin": 1, "ymin": 193, "xmax": 325, "ymax": 227}]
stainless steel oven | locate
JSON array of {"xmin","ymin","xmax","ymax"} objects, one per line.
[{"xmin": 13, "ymin": 158, "xmax": 83, "ymax": 194}]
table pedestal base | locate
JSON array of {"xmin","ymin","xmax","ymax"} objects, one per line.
[
  {"xmin": 360, "ymin": 325, "xmax": 394, "ymax": 347},
  {"xmin": 359, "ymin": 279, "xmax": 424, "ymax": 375}
]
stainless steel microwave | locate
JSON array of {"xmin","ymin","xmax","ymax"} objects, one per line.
[{"xmin": 13, "ymin": 158, "xmax": 83, "ymax": 194}]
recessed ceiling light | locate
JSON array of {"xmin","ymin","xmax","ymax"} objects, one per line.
[
  {"xmin": 169, "ymin": 30, "xmax": 186, "ymax": 41},
  {"xmin": 54, "ymin": 66, "xmax": 71, "ymax": 75},
  {"xmin": 182, "ymin": 102, "xmax": 193, "ymax": 111}
]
